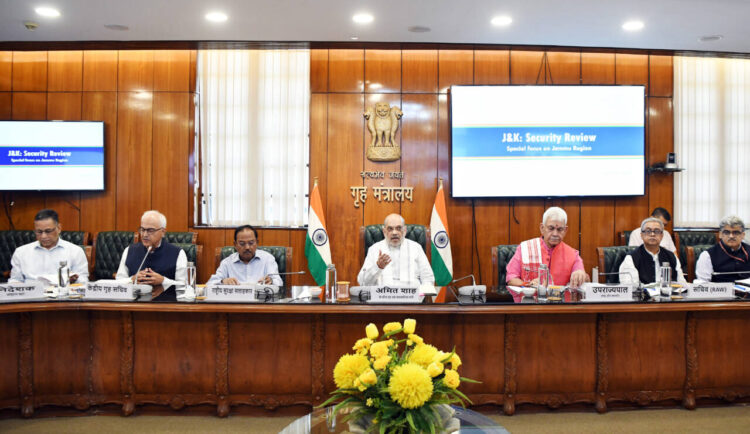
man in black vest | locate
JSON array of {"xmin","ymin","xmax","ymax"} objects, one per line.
[
  {"xmin": 115, "ymin": 210, "xmax": 187, "ymax": 301},
  {"xmin": 619, "ymin": 217, "xmax": 687, "ymax": 285},
  {"xmin": 695, "ymin": 216, "xmax": 750, "ymax": 282}
]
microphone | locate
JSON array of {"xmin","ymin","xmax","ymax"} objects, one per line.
[
  {"xmin": 261, "ymin": 270, "xmax": 306, "ymax": 285},
  {"xmin": 134, "ymin": 246, "xmax": 153, "ymax": 285},
  {"xmin": 711, "ymin": 271, "xmax": 750, "ymax": 276},
  {"xmin": 451, "ymin": 274, "xmax": 486, "ymax": 296}
]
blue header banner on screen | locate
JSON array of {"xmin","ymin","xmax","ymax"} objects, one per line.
[
  {"xmin": 449, "ymin": 85, "xmax": 645, "ymax": 198},
  {"xmin": 0, "ymin": 147, "xmax": 105, "ymax": 166}
]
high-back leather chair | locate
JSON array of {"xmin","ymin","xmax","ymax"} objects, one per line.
[
  {"xmin": 214, "ymin": 246, "xmax": 291, "ymax": 285},
  {"xmin": 174, "ymin": 242, "xmax": 203, "ymax": 275},
  {"xmin": 61, "ymin": 231, "xmax": 90, "ymax": 246},
  {"xmin": 596, "ymin": 246, "xmax": 637, "ymax": 283},
  {"xmin": 491, "ymin": 244, "xmax": 518, "ymax": 288},
  {"xmin": 0, "ymin": 231, "xmax": 36, "ymax": 281},
  {"xmin": 686, "ymin": 244, "xmax": 714, "ymax": 282},
  {"xmin": 92, "ymin": 231, "xmax": 137, "ymax": 280},
  {"xmin": 360, "ymin": 224, "xmax": 430, "ymax": 264},
  {"xmin": 164, "ymin": 232, "xmax": 198, "ymax": 244},
  {"xmin": 676, "ymin": 231, "xmax": 718, "ymax": 267}
]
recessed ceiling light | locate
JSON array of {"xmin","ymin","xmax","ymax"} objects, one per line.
[
  {"xmin": 352, "ymin": 13, "xmax": 374, "ymax": 24},
  {"xmin": 408, "ymin": 26, "xmax": 431, "ymax": 33},
  {"xmin": 699, "ymin": 35, "xmax": 723, "ymax": 42},
  {"xmin": 104, "ymin": 24, "xmax": 129, "ymax": 31},
  {"xmin": 491, "ymin": 16, "xmax": 513, "ymax": 27},
  {"xmin": 350, "ymin": 36, "xmax": 359, "ymax": 40},
  {"xmin": 35, "ymin": 6, "xmax": 60, "ymax": 18},
  {"xmin": 205, "ymin": 11, "xmax": 228, "ymax": 23},
  {"xmin": 622, "ymin": 20, "xmax": 644, "ymax": 31}
]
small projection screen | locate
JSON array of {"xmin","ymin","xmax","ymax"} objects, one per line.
[
  {"xmin": 0, "ymin": 121, "xmax": 105, "ymax": 191},
  {"xmin": 450, "ymin": 85, "xmax": 645, "ymax": 198}
]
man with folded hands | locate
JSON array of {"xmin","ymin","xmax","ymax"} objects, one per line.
[
  {"xmin": 620, "ymin": 217, "xmax": 687, "ymax": 285},
  {"xmin": 207, "ymin": 225, "xmax": 282, "ymax": 286},
  {"xmin": 116, "ymin": 210, "xmax": 187, "ymax": 300},
  {"xmin": 505, "ymin": 206, "xmax": 588, "ymax": 288}
]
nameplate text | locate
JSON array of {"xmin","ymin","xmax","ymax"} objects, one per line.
[
  {"xmin": 687, "ymin": 282, "xmax": 734, "ymax": 300},
  {"xmin": 0, "ymin": 282, "xmax": 45, "ymax": 302},
  {"xmin": 206, "ymin": 284, "xmax": 258, "ymax": 302},
  {"xmin": 579, "ymin": 283, "xmax": 634, "ymax": 302},
  {"xmin": 369, "ymin": 286, "xmax": 423, "ymax": 304},
  {"xmin": 84, "ymin": 281, "xmax": 137, "ymax": 301}
]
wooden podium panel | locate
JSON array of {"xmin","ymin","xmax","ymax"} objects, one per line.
[{"xmin": 0, "ymin": 301, "xmax": 749, "ymax": 418}]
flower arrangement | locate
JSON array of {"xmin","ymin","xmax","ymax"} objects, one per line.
[{"xmin": 320, "ymin": 318, "xmax": 479, "ymax": 433}]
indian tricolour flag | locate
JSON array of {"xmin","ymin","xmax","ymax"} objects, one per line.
[
  {"xmin": 305, "ymin": 180, "xmax": 332, "ymax": 286},
  {"xmin": 430, "ymin": 180, "xmax": 453, "ymax": 286}
]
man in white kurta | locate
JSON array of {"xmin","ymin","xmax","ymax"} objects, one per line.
[{"xmin": 357, "ymin": 214, "xmax": 434, "ymax": 286}]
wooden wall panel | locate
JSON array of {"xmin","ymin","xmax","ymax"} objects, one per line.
[
  {"xmin": 615, "ymin": 53, "xmax": 649, "ymax": 92},
  {"xmin": 363, "ymin": 93, "xmax": 401, "ymax": 226},
  {"xmin": 0, "ymin": 52, "xmax": 11, "ymax": 91},
  {"xmin": 310, "ymin": 49, "xmax": 328, "ymax": 93},
  {"xmin": 364, "ymin": 49, "xmax": 401, "ymax": 93},
  {"xmin": 649, "ymin": 55, "xmax": 673, "ymax": 97},
  {"xmin": 83, "ymin": 50, "xmax": 118, "ymax": 91},
  {"xmin": 581, "ymin": 52, "xmax": 615, "ymax": 85},
  {"xmin": 0, "ymin": 314, "xmax": 19, "ymax": 402},
  {"xmin": 48, "ymin": 51, "xmax": 83, "ymax": 92},
  {"xmin": 12, "ymin": 51, "xmax": 47, "ymax": 91},
  {"xmin": 509, "ymin": 200, "xmax": 546, "ymax": 245},
  {"xmin": 328, "ymin": 49, "xmax": 364, "ymax": 93},
  {"xmin": 476, "ymin": 199, "xmax": 510, "ymax": 285},
  {"xmin": 153, "ymin": 50, "xmax": 190, "ymax": 92},
  {"xmin": 289, "ymin": 229, "xmax": 316, "ymax": 286},
  {"xmin": 400, "ymin": 94, "xmax": 438, "ymax": 226},
  {"xmin": 32, "ymin": 311, "xmax": 90, "ymax": 396},
  {"xmin": 474, "ymin": 49, "xmax": 510, "ymax": 85},
  {"xmin": 80, "ymin": 92, "xmax": 117, "ymax": 236},
  {"xmin": 115, "ymin": 92, "xmax": 153, "ymax": 230},
  {"xmin": 615, "ymin": 196, "xmax": 649, "ymax": 245},
  {"xmin": 309, "ymin": 94, "xmax": 328, "ymax": 204},
  {"xmin": 193, "ymin": 228, "xmax": 226, "ymax": 283},
  {"xmin": 117, "ymin": 50, "xmax": 154, "ymax": 92},
  {"xmin": 12, "ymin": 92, "xmax": 46, "ymax": 119},
  {"xmin": 510, "ymin": 50, "xmax": 544, "ymax": 84},
  {"xmin": 647, "ymin": 98, "xmax": 674, "ymax": 223},
  {"xmin": 547, "ymin": 50, "xmax": 581, "ymax": 84},
  {"xmin": 46, "ymin": 91, "xmax": 81, "ymax": 120},
  {"xmin": 89, "ymin": 311, "xmax": 123, "ymax": 394},
  {"xmin": 580, "ymin": 200, "xmax": 615, "ymax": 272},
  {"xmin": 438, "ymin": 49, "xmax": 473, "ymax": 93},
  {"xmin": 402, "ymin": 50, "xmax": 437, "ymax": 93},
  {"xmin": 0, "ymin": 92, "xmax": 11, "ymax": 119},
  {"xmin": 327, "ymin": 93, "xmax": 364, "ymax": 281},
  {"xmin": 152, "ymin": 92, "xmax": 190, "ymax": 231}
]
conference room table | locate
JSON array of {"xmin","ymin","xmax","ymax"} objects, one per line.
[{"xmin": 0, "ymin": 286, "xmax": 748, "ymax": 418}]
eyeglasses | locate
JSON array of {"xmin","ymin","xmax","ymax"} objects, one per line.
[
  {"xmin": 642, "ymin": 229, "xmax": 663, "ymax": 236},
  {"xmin": 34, "ymin": 228, "xmax": 57, "ymax": 235},
  {"xmin": 139, "ymin": 227, "xmax": 164, "ymax": 235},
  {"xmin": 721, "ymin": 230, "xmax": 744, "ymax": 237}
]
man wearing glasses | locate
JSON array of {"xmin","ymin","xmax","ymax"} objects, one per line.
[
  {"xmin": 207, "ymin": 225, "xmax": 282, "ymax": 286},
  {"xmin": 628, "ymin": 207, "xmax": 677, "ymax": 253},
  {"xmin": 9, "ymin": 209, "xmax": 89, "ymax": 283},
  {"xmin": 116, "ymin": 210, "xmax": 187, "ymax": 300},
  {"xmin": 506, "ymin": 207, "xmax": 588, "ymax": 288},
  {"xmin": 620, "ymin": 217, "xmax": 687, "ymax": 285},
  {"xmin": 695, "ymin": 216, "xmax": 750, "ymax": 282}
]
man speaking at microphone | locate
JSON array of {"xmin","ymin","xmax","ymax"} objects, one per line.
[
  {"xmin": 116, "ymin": 210, "xmax": 187, "ymax": 300},
  {"xmin": 207, "ymin": 225, "xmax": 282, "ymax": 286}
]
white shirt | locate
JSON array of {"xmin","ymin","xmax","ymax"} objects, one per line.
[
  {"xmin": 207, "ymin": 250, "xmax": 283, "ymax": 286},
  {"xmin": 619, "ymin": 248, "xmax": 687, "ymax": 285},
  {"xmin": 10, "ymin": 239, "xmax": 89, "ymax": 284},
  {"xmin": 357, "ymin": 239, "xmax": 434, "ymax": 286},
  {"xmin": 629, "ymin": 228, "xmax": 677, "ymax": 253},
  {"xmin": 115, "ymin": 243, "xmax": 187, "ymax": 291}
]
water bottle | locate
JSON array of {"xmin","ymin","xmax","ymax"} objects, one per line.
[
  {"xmin": 325, "ymin": 264, "xmax": 337, "ymax": 303},
  {"xmin": 660, "ymin": 261, "xmax": 671, "ymax": 298},
  {"xmin": 537, "ymin": 264, "xmax": 549, "ymax": 302},
  {"xmin": 58, "ymin": 260, "xmax": 70, "ymax": 295},
  {"xmin": 186, "ymin": 261, "xmax": 197, "ymax": 295}
]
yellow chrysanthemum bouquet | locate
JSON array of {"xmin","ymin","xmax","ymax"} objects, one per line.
[{"xmin": 320, "ymin": 318, "xmax": 479, "ymax": 433}]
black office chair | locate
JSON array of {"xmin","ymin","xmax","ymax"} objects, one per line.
[
  {"xmin": 686, "ymin": 244, "xmax": 714, "ymax": 282},
  {"xmin": 92, "ymin": 231, "xmax": 137, "ymax": 280},
  {"xmin": 676, "ymin": 231, "xmax": 718, "ymax": 267},
  {"xmin": 491, "ymin": 244, "xmax": 518, "ymax": 288},
  {"xmin": 360, "ymin": 224, "xmax": 430, "ymax": 264},
  {"xmin": 214, "ymin": 246, "xmax": 291, "ymax": 285},
  {"xmin": 596, "ymin": 246, "xmax": 637, "ymax": 283}
]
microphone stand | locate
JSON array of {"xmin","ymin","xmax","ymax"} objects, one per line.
[{"xmin": 134, "ymin": 246, "xmax": 153, "ymax": 285}]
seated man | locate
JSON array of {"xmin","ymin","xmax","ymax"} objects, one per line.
[
  {"xmin": 207, "ymin": 225, "xmax": 282, "ymax": 286},
  {"xmin": 695, "ymin": 215, "xmax": 750, "ymax": 282},
  {"xmin": 10, "ymin": 209, "xmax": 89, "ymax": 284},
  {"xmin": 116, "ymin": 210, "xmax": 187, "ymax": 300},
  {"xmin": 620, "ymin": 217, "xmax": 687, "ymax": 285},
  {"xmin": 629, "ymin": 207, "xmax": 676, "ymax": 253},
  {"xmin": 506, "ymin": 206, "xmax": 588, "ymax": 288},
  {"xmin": 357, "ymin": 213, "xmax": 434, "ymax": 286}
]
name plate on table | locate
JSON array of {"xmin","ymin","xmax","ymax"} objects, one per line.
[
  {"xmin": 687, "ymin": 282, "xmax": 734, "ymax": 300},
  {"xmin": 206, "ymin": 284, "xmax": 258, "ymax": 302},
  {"xmin": 84, "ymin": 281, "xmax": 137, "ymax": 301},
  {"xmin": 370, "ymin": 286, "xmax": 422, "ymax": 304},
  {"xmin": 0, "ymin": 282, "xmax": 45, "ymax": 302},
  {"xmin": 579, "ymin": 283, "xmax": 634, "ymax": 302}
]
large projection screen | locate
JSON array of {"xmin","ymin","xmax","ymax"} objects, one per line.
[{"xmin": 450, "ymin": 85, "xmax": 645, "ymax": 198}]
